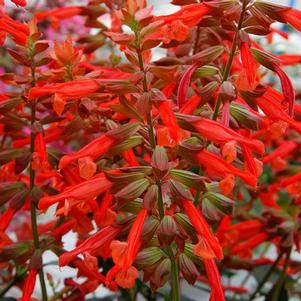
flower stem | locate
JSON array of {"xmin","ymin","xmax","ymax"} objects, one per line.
[
  {"xmin": 271, "ymin": 248, "xmax": 291, "ymax": 301},
  {"xmin": 30, "ymin": 63, "xmax": 48, "ymax": 301},
  {"xmin": 249, "ymin": 251, "xmax": 283, "ymax": 301},
  {"xmin": 212, "ymin": 0, "xmax": 248, "ymax": 120},
  {"xmin": 136, "ymin": 40, "xmax": 181, "ymax": 301}
]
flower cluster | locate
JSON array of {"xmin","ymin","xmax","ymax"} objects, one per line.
[{"xmin": 1, "ymin": 0, "xmax": 301, "ymax": 300}]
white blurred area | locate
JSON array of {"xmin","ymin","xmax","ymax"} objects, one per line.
[{"xmin": 3, "ymin": 0, "xmax": 301, "ymax": 300}]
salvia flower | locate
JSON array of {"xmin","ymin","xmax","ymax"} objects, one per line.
[
  {"xmin": 38, "ymin": 173, "xmax": 112, "ymax": 211},
  {"xmin": 182, "ymin": 199, "xmax": 223, "ymax": 260}
]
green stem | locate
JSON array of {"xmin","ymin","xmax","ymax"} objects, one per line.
[
  {"xmin": 271, "ymin": 249, "xmax": 291, "ymax": 301},
  {"xmin": 136, "ymin": 39, "xmax": 181, "ymax": 301},
  {"xmin": 212, "ymin": 0, "xmax": 248, "ymax": 120},
  {"xmin": 30, "ymin": 63, "xmax": 48, "ymax": 301},
  {"xmin": 249, "ymin": 251, "xmax": 283, "ymax": 301}
]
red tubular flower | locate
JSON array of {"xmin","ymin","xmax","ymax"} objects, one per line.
[
  {"xmin": 182, "ymin": 199, "xmax": 223, "ymax": 260},
  {"xmin": 196, "ymin": 149, "xmax": 257, "ymax": 187},
  {"xmin": 231, "ymin": 232, "xmax": 269, "ymax": 255},
  {"xmin": 28, "ymin": 79, "xmax": 100, "ymax": 100},
  {"xmin": 59, "ymin": 226, "xmax": 120, "ymax": 266},
  {"xmin": 279, "ymin": 54, "xmax": 301, "ymax": 65},
  {"xmin": 272, "ymin": 63, "xmax": 295, "ymax": 117},
  {"xmin": 0, "ymin": 207, "xmax": 15, "ymax": 232},
  {"xmin": 241, "ymin": 145, "xmax": 259, "ymax": 176},
  {"xmin": 95, "ymin": 192, "xmax": 117, "ymax": 228},
  {"xmin": 72, "ymin": 257, "xmax": 106, "ymax": 283},
  {"xmin": 281, "ymin": 173, "xmax": 301, "ymax": 188},
  {"xmin": 106, "ymin": 264, "xmax": 139, "ymax": 289},
  {"xmin": 179, "ymin": 95, "xmax": 205, "ymax": 115},
  {"xmin": 0, "ymin": 14, "xmax": 29, "ymax": 46},
  {"xmin": 11, "ymin": 0, "xmax": 26, "ymax": 6},
  {"xmin": 155, "ymin": 3, "xmax": 211, "ymax": 27},
  {"xmin": 20, "ymin": 269, "xmax": 37, "ymax": 301},
  {"xmin": 223, "ymin": 286, "xmax": 248, "ymax": 294},
  {"xmin": 59, "ymin": 134, "xmax": 116, "ymax": 169},
  {"xmin": 122, "ymin": 149, "xmax": 139, "ymax": 166},
  {"xmin": 32, "ymin": 132, "xmax": 50, "ymax": 170},
  {"xmin": 240, "ymin": 42, "xmax": 256, "ymax": 85},
  {"xmin": 38, "ymin": 173, "xmax": 112, "ymax": 211},
  {"xmin": 34, "ymin": 133, "xmax": 47, "ymax": 162},
  {"xmin": 177, "ymin": 64, "xmax": 199, "ymax": 108},
  {"xmin": 158, "ymin": 101, "xmax": 182, "ymax": 144},
  {"xmin": 255, "ymin": 88, "xmax": 301, "ymax": 134},
  {"xmin": 203, "ymin": 259, "xmax": 225, "ymax": 301},
  {"xmin": 190, "ymin": 117, "xmax": 264, "ymax": 154},
  {"xmin": 51, "ymin": 220, "xmax": 77, "ymax": 240},
  {"xmin": 36, "ymin": 6, "xmax": 84, "ymax": 21},
  {"xmin": 124, "ymin": 208, "xmax": 147, "ymax": 269},
  {"xmin": 111, "ymin": 208, "xmax": 148, "ymax": 269},
  {"xmin": 280, "ymin": 8, "xmax": 301, "ymax": 32},
  {"xmin": 262, "ymin": 141, "xmax": 297, "ymax": 164}
]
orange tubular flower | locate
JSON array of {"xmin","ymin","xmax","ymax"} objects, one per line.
[
  {"xmin": 196, "ymin": 149, "xmax": 257, "ymax": 187},
  {"xmin": 190, "ymin": 117, "xmax": 264, "ymax": 154},
  {"xmin": 38, "ymin": 173, "xmax": 112, "ymax": 211},
  {"xmin": 28, "ymin": 79, "xmax": 100, "ymax": 100},
  {"xmin": 203, "ymin": 259, "xmax": 225, "ymax": 301},
  {"xmin": 59, "ymin": 226, "xmax": 120, "ymax": 266},
  {"xmin": 20, "ymin": 269, "xmax": 37, "ymax": 301},
  {"xmin": 59, "ymin": 134, "xmax": 117, "ymax": 169},
  {"xmin": 182, "ymin": 199, "xmax": 223, "ymax": 260},
  {"xmin": 0, "ymin": 14, "xmax": 29, "ymax": 46}
]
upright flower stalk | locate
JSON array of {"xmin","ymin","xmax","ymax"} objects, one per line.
[
  {"xmin": 28, "ymin": 42, "xmax": 48, "ymax": 301},
  {"xmin": 212, "ymin": 0, "xmax": 249, "ymax": 120},
  {"xmin": 135, "ymin": 28, "xmax": 181, "ymax": 301}
]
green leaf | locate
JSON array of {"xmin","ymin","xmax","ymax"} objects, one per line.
[
  {"xmin": 170, "ymin": 169, "xmax": 207, "ymax": 191},
  {"xmin": 107, "ymin": 136, "xmax": 143, "ymax": 156},
  {"xmin": 0, "ymin": 148, "xmax": 29, "ymax": 166},
  {"xmin": 193, "ymin": 65, "xmax": 220, "ymax": 78},
  {"xmin": 115, "ymin": 178, "xmax": 150, "ymax": 203}
]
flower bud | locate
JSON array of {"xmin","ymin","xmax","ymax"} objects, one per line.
[
  {"xmin": 150, "ymin": 258, "xmax": 171, "ymax": 291},
  {"xmin": 152, "ymin": 146, "xmax": 169, "ymax": 179},
  {"xmin": 202, "ymin": 191, "xmax": 234, "ymax": 221},
  {"xmin": 143, "ymin": 184, "xmax": 158, "ymax": 212},
  {"xmin": 135, "ymin": 247, "xmax": 164, "ymax": 268},
  {"xmin": 157, "ymin": 215, "xmax": 178, "ymax": 247},
  {"xmin": 218, "ymin": 81, "xmax": 236, "ymax": 102},
  {"xmin": 179, "ymin": 253, "xmax": 199, "ymax": 285},
  {"xmin": 141, "ymin": 216, "xmax": 159, "ymax": 241}
]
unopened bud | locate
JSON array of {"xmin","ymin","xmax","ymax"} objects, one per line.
[
  {"xmin": 157, "ymin": 216, "xmax": 178, "ymax": 247},
  {"xmin": 179, "ymin": 253, "xmax": 199, "ymax": 285}
]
